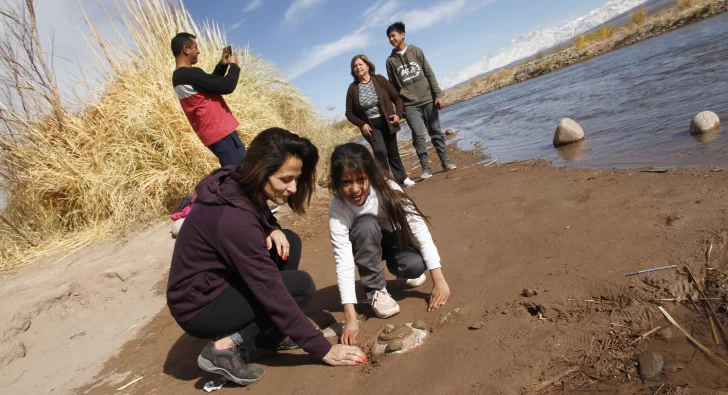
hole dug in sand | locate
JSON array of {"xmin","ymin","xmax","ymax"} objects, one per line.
[{"xmin": 370, "ymin": 323, "xmax": 427, "ymax": 357}]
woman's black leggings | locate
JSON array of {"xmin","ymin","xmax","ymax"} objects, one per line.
[{"xmin": 177, "ymin": 230, "xmax": 316, "ymax": 345}]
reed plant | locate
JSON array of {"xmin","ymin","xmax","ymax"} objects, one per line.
[{"xmin": 0, "ymin": 0, "xmax": 355, "ymax": 271}]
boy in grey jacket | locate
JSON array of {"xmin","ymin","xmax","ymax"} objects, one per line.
[{"xmin": 385, "ymin": 22, "xmax": 456, "ymax": 179}]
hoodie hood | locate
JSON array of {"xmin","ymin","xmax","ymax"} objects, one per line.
[{"xmin": 194, "ymin": 166, "xmax": 274, "ymax": 227}]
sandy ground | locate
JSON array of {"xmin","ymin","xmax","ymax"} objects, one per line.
[{"xmin": 3, "ymin": 146, "xmax": 728, "ymax": 395}]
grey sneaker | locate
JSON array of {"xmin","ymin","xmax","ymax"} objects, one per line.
[
  {"xmin": 420, "ymin": 169, "xmax": 433, "ymax": 179},
  {"xmin": 197, "ymin": 342, "xmax": 264, "ymax": 386},
  {"xmin": 276, "ymin": 337, "xmax": 300, "ymax": 351},
  {"xmin": 268, "ymin": 203, "xmax": 279, "ymax": 213},
  {"xmin": 443, "ymin": 162, "xmax": 457, "ymax": 171}
]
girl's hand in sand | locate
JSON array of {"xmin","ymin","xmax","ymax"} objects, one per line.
[
  {"xmin": 322, "ymin": 344, "xmax": 367, "ymax": 366},
  {"xmin": 361, "ymin": 124, "xmax": 372, "ymax": 139},
  {"xmin": 266, "ymin": 229, "xmax": 289, "ymax": 260},
  {"xmin": 428, "ymin": 269, "xmax": 450, "ymax": 312},
  {"xmin": 341, "ymin": 321, "xmax": 359, "ymax": 345}
]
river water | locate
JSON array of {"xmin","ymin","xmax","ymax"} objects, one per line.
[{"xmin": 437, "ymin": 12, "xmax": 728, "ymax": 169}]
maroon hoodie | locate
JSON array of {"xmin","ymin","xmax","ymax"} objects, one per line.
[{"xmin": 166, "ymin": 167, "xmax": 332, "ymax": 359}]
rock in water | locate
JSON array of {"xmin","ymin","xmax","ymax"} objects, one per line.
[
  {"xmin": 553, "ymin": 118, "xmax": 585, "ymax": 147},
  {"xmin": 690, "ymin": 111, "xmax": 720, "ymax": 135},
  {"xmin": 445, "ymin": 128, "xmax": 458, "ymax": 135},
  {"xmin": 638, "ymin": 352, "xmax": 665, "ymax": 381},
  {"xmin": 412, "ymin": 320, "xmax": 427, "ymax": 330},
  {"xmin": 171, "ymin": 218, "xmax": 185, "ymax": 239}
]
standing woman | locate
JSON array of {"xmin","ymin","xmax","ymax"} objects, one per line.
[
  {"xmin": 167, "ymin": 128, "xmax": 366, "ymax": 388},
  {"xmin": 345, "ymin": 54, "xmax": 415, "ymax": 188}
]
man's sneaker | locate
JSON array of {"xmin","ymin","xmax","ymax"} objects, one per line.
[
  {"xmin": 399, "ymin": 273, "xmax": 426, "ymax": 288},
  {"xmin": 420, "ymin": 169, "xmax": 433, "ymax": 179},
  {"xmin": 443, "ymin": 162, "xmax": 457, "ymax": 171},
  {"xmin": 197, "ymin": 342, "xmax": 264, "ymax": 386},
  {"xmin": 402, "ymin": 178, "xmax": 416, "ymax": 188},
  {"xmin": 370, "ymin": 289, "xmax": 400, "ymax": 318},
  {"xmin": 268, "ymin": 203, "xmax": 279, "ymax": 213}
]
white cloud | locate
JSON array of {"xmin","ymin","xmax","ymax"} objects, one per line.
[
  {"xmin": 243, "ymin": 0, "xmax": 263, "ymax": 12},
  {"xmin": 283, "ymin": 0, "xmax": 326, "ymax": 24},
  {"xmin": 357, "ymin": 0, "xmax": 400, "ymax": 33},
  {"xmin": 287, "ymin": 0, "xmax": 480, "ymax": 79},
  {"xmin": 288, "ymin": 32, "xmax": 370, "ymax": 79},
  {"xmin": 230, "ymin": 19, "xmax": 246, "ymax": 30},
  {"xmin": 397, "ymin": 0, "xmax": 469, "ymax": 32}
]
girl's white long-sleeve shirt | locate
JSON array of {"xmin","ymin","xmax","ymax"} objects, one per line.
[{"xmin": 328, "ymin": 181, "xmax": 441, "ymax": 305}]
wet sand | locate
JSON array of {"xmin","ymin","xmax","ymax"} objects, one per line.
[{"xmin": 4, "ymin": 145, "xmax": 721, "ymax": 394}]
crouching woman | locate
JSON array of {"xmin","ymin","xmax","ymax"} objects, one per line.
[{"xmin": 167, "ymin": 128, "xmax": 366, "ymax": 387}]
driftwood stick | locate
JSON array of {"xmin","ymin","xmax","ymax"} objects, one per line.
[
  {"xmin": 684, "ymin": 266, "xmax": 728, "ymax": 347},
  {"xmin": 658, "ymin": 306, "xmax": 728, "ymax": 369}
]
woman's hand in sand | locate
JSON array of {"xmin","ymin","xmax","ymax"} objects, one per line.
[
  {"xmin": 322, "ymin": 344, "xmax": 368, "ymax": 366},
  {"xmin": 266, "ymin": 229, "xmax": 289, "ymax": 260},
  {"xmin": 341, "ymin": 321, "xmax": 359, "ymax": 345},
  {"xmin": 361, "ymin": 124, "xmax": 372, "ymax": 139},
  {"xmin": 428, "ymin": 269, "xmax": 450, "ymax": 312}
]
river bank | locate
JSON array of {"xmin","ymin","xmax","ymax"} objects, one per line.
[
  {"xmin": 2, "ymin": 144, "xmax": 728, "ymax": 394},
  {"xmin": 444, "ymin": 0, "xmax": 728, "ymax": 106}
]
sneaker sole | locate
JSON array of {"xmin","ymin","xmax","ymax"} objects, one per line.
[
  {"xmin": 269, "ymin": 206, "xmax": 279, "ymax": 214},
  {"xmin": 197, "ymin": 355, "xmax": 264, "ymax": 386},
  {"xmin": 374, "ymin": 306, "xmax": 401, "ymax": 319},
  {"xmin": 420, "ymin": 174, "xmax": 433, "ymax": 180}
]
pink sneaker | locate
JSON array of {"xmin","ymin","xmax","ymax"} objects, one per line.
[{"xmin": 370, "ymin": 289, "xmax": 400, "ymax": 318}]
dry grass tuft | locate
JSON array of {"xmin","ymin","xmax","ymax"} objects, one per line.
[
  {"xmin": 630, "ymin": 7, "xmax": 649, "ymax": 25},
  {"xmin": 0, "ymin": 0, "xmax": 355, "ymax": 271},
  {"xmin": 679, "ymin": 0, "xmax": 698, "ymax": 9}
]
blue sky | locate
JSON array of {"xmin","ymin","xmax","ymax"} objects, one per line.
[
  {"xmin": 40, "ymin": 0, "xmax": 612, "ymax": 118},
  {"xmin": 182, "ymin": 0, "xmax": 613, "ymax": 118}
]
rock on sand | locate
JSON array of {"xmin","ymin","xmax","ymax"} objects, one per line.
[
  {"xmin": 689, "ymin": 111, "xmax": 720, "ymax": 135},
  {"xmin": 638, "ymin": 351, "xmax": 665, "ymax": 381},
  {"xmin": 553, "ymin": 118, "xmax": 585, "ymax": 147}
]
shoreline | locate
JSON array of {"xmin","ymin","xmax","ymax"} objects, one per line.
[
  {"xmin": 3, "ymin": 145, "xmax": 728, "ymax": 394},
  {"xmin": 443, "ymin": 0, "xmax": 728, "ymax": 106}
]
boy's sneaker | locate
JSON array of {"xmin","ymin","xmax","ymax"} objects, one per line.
[
  {"xmin": 197, "ymin": 342, "xmax": 264, "ymax": 386},
  {"xmin": 268, "ymin": 203, "xmax": 279, "ymax": 213},
  {"xmin": 443, "ymin": 162, "xmax": 457, "ymax": 171},
  {"xmin": 402, "ymin": 178, "xmax": 416, "ymax": 188},
  {"xmin": 370, "ymin": 289, "xmax": 400, "ymax": 318},
  {"xmin": 420, "ymin": 169, "xmax": 433, "ymax": 179},
  {"xmin": 399, "ymin": 273, "xmax": 426, "ymax": 288}
]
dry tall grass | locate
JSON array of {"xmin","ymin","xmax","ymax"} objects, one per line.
[
  {"xmin": 586, "ymin": 26, "xmax": 617, "ymax": 42},
  {"xmin": 630, "ymin": 7, "xmax": 649, "ymax": 25},
  {"xmin": 679, "ymin": 0, "xmax": 698, "ymax": 9},
  {"xmin": 0, "ymin": 0, "xmax": 354, "ymax": 271},
  {"xmin": 574, "ymin": 35, "xmax": 588, "ymax": 50}
]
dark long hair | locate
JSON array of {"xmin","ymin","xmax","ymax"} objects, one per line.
[
  {"xmin": 231, "ymin": 128, "xmax": 319, "ymax": 214},
  {"xmin": 328, "ymin": 143, "xmax": 428, "ymax": 250}
]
